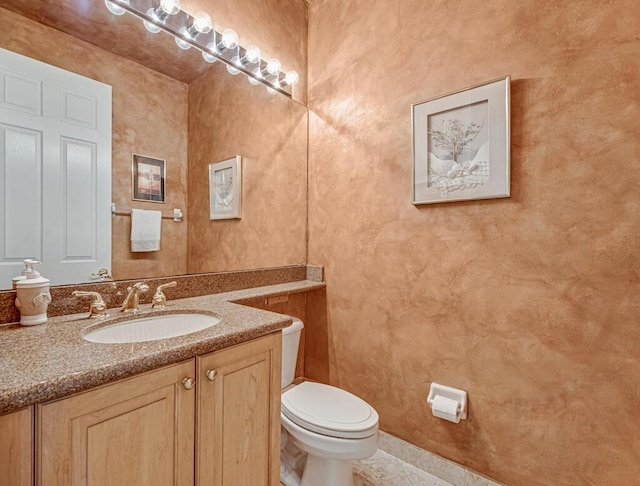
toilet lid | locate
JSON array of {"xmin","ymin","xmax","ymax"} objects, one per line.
[{"xmin": 281, "ymin": 382, "xmax": 379, "ymax": 439}]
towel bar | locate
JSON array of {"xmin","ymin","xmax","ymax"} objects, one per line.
[{"xmin": 111, "ymin": 203, "xmax": 183, "ymax": 222}]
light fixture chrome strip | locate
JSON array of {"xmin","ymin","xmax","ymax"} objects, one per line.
[{"xmin": 106, "ymin": 0, "xmax": 297, "ymax": 97}]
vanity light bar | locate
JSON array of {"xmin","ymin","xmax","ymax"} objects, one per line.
[{"xmin": 104, "ymin": 0, "xmax": 298, "ymax": 97}]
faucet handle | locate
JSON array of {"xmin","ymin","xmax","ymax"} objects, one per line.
[
  {"xmin": 152, "ymin": 281, "xmax": 177, "ymax": 308},
  {"xmin": 91, "ymin": 268, "xmax": 113, "ymax": 281},
  {"xmin": 128, "ymin": 282, "xmax": 150, "ymax": 292},
  {"xmin": 73, "ymin": 291, "xmax": 107, "ymax": 318}
]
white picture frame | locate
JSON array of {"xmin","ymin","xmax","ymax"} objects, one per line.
[
  {"xmin": 209, "ymin": 156, "xmax": 242, "ymax": 220},
  {"xmin": 412, "ymin": 76, "xmax": 510, "ymax": 205}
]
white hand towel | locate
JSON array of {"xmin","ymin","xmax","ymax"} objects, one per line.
[{"xmin": 130, "ymin": 209, "xmax": 162, "ymax": 252}]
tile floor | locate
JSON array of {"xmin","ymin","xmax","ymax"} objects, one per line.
[
  {"xmin": 353, "ymin": 449, "xmax": 453, "ymax": 486},
  {"xmin": 282, "ymin": 430, "xmax": 501, "ymax": 486}
]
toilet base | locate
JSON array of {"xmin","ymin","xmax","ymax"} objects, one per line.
[{"xmin": 300, "ymin": 455, "xmax": 354, "ymax": 486}]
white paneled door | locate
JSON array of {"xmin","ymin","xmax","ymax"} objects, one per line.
[{"xmin": 0, "ymin": 48, "xmax": 111, "ymax": 288}]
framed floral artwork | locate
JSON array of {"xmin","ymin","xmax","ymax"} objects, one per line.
[
  {"xmin": 209, "ymin": 156, "xmax": 242, "ymax": 220},
  {"xmin": 412, "ymin": 76, "xmax": 510, "ymax": 205}
]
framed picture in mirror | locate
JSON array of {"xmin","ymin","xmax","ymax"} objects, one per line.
[
  {"xmin": 209, "ymin": 156, "xmax": 242, "ymax": 220},
  {"xmin": 132, "ymin": 154, "xmax": 166, "ymax": 203},
  {"xmin": 412, "ymin": 76, "xmax": 510, "ymax": 205}
]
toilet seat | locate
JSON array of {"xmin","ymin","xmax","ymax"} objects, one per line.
[{"xmin": 281, "ymin": 382, "xmax": 379, "ymax": 439}]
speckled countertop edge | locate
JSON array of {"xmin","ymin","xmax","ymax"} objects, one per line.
[{"xmin": 0, "ymin": 280, "xmax": 325, "ymax": 415}]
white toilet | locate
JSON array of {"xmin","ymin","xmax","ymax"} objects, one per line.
[{"xmin": 281, "ymin": 318, "xmax": 379, "ymax": 486}]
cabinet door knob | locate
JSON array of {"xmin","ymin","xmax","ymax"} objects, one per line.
[
  {"xmin": 205, "ymin": 369, "xmax": 218, "ymax": 381},
  {"xmin": 182, "ymin": 377, "xmax": 195, "ymax": 390}
]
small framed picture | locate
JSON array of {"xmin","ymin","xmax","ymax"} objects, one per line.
[
  {"xmin": 132, "ymin": 154, "xmax": 165, "ymax": 203},
  {"xmin": 209, "ymin": 156, "xmax": 242, "ymax": 220},
  {"xmin": 412, "ymin": 76, "xmax": 510, "ymax": 205}
]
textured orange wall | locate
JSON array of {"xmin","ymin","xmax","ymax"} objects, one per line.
[
  {"xmin": 307, "ymin": 1, "xmax": 640, "ymax": 484},
  {"xmin": 187, "ymin": 66, "xmax": 308, "ymax": 272},
  {"xmin": 187, "ymin": 0, "xmax": 308, "ymax": 273},
  {"xmin": 0, "ymin": 8, "xmax": 189, "ymax": 281}
]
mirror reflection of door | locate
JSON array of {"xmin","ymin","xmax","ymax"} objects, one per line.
[{"xmin": 0, "ymin": 48, "xmax": 112, "ymax": 288}]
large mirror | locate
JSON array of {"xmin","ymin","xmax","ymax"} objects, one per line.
[{"xmin": 0, "ymin": 0, "xmax": 308, "ymax": 289}]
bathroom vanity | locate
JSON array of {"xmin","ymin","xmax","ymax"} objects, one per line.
[
  {"xmin": 0, "ymin": 279, "xmax": 323, "ymax": 486},
  {"xmin": 38, "ymin": 333, "xmax": 281, "ymax": 485},
  {"xmin": 1, "ymin": 335, "xmax": 279, "ymax": 485}
]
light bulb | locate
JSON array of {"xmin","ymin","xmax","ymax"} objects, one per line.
[
  {"xmin": 245, "ymin": 45, "xmax": 261, "ymax": 64},
  {"xmin": 160, "ymin": 0, "xmax": 181, "ymax": 15},
  {"xmin": 193, "ymin": 11, "xmax": 212, "ymax": 34},
  {"xmin": 105, "ymin": 0, "xmax": 129, "ymax": 16},
  {"xmin": 284, "ymin": 70, "xmax": 299, "ymax": 85},
  {"xmin": 221, "ymin": 29, "xmax": 238, "ymax": 49},
  {"xmin": 248, "ymin": 67, "xmax": 262, "ymax": 85},
  {"xmin": 144, "ymin": 20, "xmax": 161, "ymax": 33},
  {"xmin": 143, "ymin": 9, "xmax": 161, "ymax": 33},
  {"xmin": 202, "ymin": 43, "xmax": 218, "ymax": 63},
  {"xmin": 221, "ymin": 57, "xmax": 241, "ymax": 75},
  {"xmin": 175, "ymin": 28, "xmax": 191, "ymax": 49},
  {"xmin": 266, "ymin": 58, "xmax": 281, "ymax": 75},
  {"xmin": 266, "ymin": 86, "xmax": 277, "ymax": 95},
  {"xmin": 175, "ymin": 12, "xmax": 210, "ymax": 49}
]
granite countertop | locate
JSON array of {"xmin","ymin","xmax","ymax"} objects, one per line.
[{"xmin": 0, "ymin": 280, "xmax": 325, "ymax": 415}]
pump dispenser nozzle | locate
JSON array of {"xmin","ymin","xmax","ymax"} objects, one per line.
[{"xmin": 23, "ymin": 259, "xmax": 42, "ymax": 278}]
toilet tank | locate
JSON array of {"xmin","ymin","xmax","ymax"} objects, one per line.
[{"xmin": 281, "ymin": 317, "xmax": 304, "ymax": 389}]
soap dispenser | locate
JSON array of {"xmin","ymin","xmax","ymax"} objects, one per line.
[{"xmin": 15, "ymin": 260, "xmax": 51, "ymax": 326}]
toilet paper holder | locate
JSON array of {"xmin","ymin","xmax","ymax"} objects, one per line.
[{"xmin": 427, "ymin": 383, "xmax": 468, "ymax": 421}]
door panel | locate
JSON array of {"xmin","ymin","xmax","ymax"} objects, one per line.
[
  {"xmin": 61, "ymin": 89, "xmax": 97, "ymax": 129},
  {"xmin": 0, "ymin": 69, "xmax": 42, "ymax": 115},
  {"xmin": 0, "ymin": 124, "xmax": 42, "ymax": 261},
  {"xmin": 62, "ymin": 137, "xmax": 97, "ymax": 260},
  {"xmin": 82, "ymin": 392, "xmax": 173, "ymax": 486},
  {"xmin": 0, "ymin": 47, "xmax": 111, "ymax": 287}
]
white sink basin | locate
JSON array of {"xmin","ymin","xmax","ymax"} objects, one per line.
[{"xmin": 83, "ymin": 313, "xmax": 221, "ymax": 344}]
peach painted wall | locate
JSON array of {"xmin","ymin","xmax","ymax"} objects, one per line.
[
  {"xmin": 186, "ymin": 0, "xmax": 308, "ymax": 273},
  {"xmin": 0, "ymin": 8, "xmax": 189, "ymax": 281},
  {"xmin": 307, "ymin": 1, "xmax": 640, "ymax": 485}
]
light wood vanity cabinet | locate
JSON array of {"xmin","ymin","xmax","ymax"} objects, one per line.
[
  {"xmin": 37, "ymin": 360, "xmax": 196, "ymax": 486},
  {"xmin": 34, "ymin": 333, "xmax": 281, "ymax": 486},
  {"xmin": 0, "ymin": 407, "xmax": 33, "ymax": 486},
  {"xmin": 197, "ymin": 333, "xmax": 282, "ymax": 486}
]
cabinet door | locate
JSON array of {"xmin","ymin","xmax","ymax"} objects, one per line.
[
  {"xmin": 197, "ymin": 333, "xmax": 282, "ymax": 486},
  {"xmin": 37, "ymin": 360, "xmax": 195, "ymax": 486},
  {"xmin": 0, "ymin": 407, "xmax": 33, "ymax": 486}
]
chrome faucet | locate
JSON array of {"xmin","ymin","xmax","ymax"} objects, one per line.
[
  {"xmin": 73, "ymin": 291, "xmax": 107, "ymax": 318},
  {"xmin": 121, "ymin": 282, "xmax": 149, "ymax": 312},
  {"xmin": 152, "ymin": 281, "xmax": 177, "ymax": 308}
]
